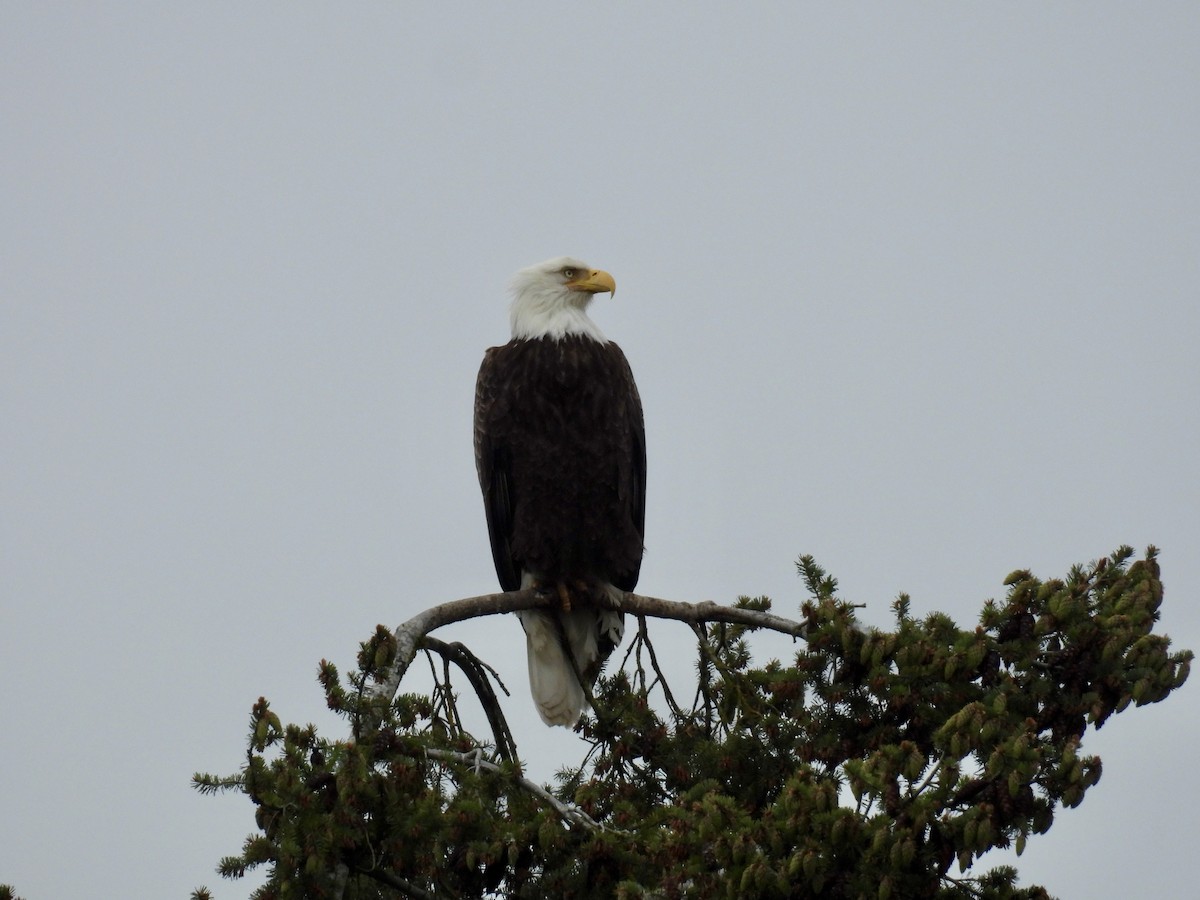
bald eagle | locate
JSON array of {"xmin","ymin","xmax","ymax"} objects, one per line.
[{"xmin": 474, "ymin": 257, "xmax": 646, "ymax": 727}]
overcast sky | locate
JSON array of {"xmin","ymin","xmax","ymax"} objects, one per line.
[{"xmin": 3, "ymin": 4, "xmax": 1197, "ymax": 897}]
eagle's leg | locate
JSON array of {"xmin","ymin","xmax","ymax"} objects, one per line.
[
  {"xmin": 524, "ymin": 575, "xmax": 572, "ymax": 610},
  {"xmin": 556, "ymin": 581, "xmax": 572, "ymax": 612}
]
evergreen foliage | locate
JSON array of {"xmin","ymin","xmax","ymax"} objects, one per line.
[{"xmin": 194, "ymin": 547, "xmax": 1190, "ymax": 898}]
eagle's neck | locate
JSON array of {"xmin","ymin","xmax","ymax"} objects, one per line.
[{"xmin": 510, "ymin": 287, "xmax": 608, "ymax": 342}]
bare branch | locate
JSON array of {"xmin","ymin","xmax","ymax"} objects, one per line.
[
  {"xmin": 617, "ymin": 593, "xmax": 808, "ymax": 639},
  {"xmin": 635, "ymin": 615, "xmax": 683, "ymax": 718},
  {"xmin": 422, "ymin": 637, "xmax": 517, "ymax": 762},
  {"xmin": 424, "ymin": 747, "xmax": 614, "ymax": 832},
  {"xmin": 367, "ymin": 589, "xmax": 808, "ymax": 709},
  {"xmin": 906, "ymin": 758, "xmax": 949, "ymax": 802},
  {"xmin": 359, "ymin": 867, "xmax": 437, "ymax": 900},
  {"xmin": 368, "ymin": 589, "xmax": 549, "ymax": 706}
]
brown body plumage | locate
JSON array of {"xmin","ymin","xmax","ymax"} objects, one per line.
[{"xmin": 474, "ymin": 335, "xmax": 645, "ymax": 594}]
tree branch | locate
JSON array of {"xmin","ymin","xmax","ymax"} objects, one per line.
[
  {"xmin": 359, "ymin": 866, "xmax": 437, "ymax": 900},
  {"xmin": 635, "ymin": 615, "xmax": 684, "ymax": 718},
  {"xmin": 367, "ymin": 589, "xmax": 808, "ymax": 709},
  {"xmin": 368, "ymin": 590, "xmax": 548, "ymax": 706},
  {"xmin": 421, "ymin": 636, "xmax": 517, "ymax": 762},
  {"xmin": 619, "ymin": 593, "xmax": 808, "ymax": 639},
  {"xmin": 424, "ymin": 747, "xmax": 611, "ymax": 832}
]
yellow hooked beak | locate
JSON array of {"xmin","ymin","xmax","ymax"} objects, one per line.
[{"xmin": 566, "ymin": 268, "xmax": 616, "ymax": 297}]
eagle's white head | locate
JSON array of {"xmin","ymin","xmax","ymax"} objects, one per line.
[{"xmin": 509, "ymin": 256, "xmax": 616, "ymax": 342}]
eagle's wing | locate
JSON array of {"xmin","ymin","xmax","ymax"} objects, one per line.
[
  {"xmin": 612, "ymin": 342, "xmax": 647, "ymax": 592},
  {"xmin": 474, "ymin": 345, "xmax": 520, "ymax": 591}
]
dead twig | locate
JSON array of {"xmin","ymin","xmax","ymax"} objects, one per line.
[{"xmin": 422, "ymin": 636, "xmax": 517, "ymax": 762}]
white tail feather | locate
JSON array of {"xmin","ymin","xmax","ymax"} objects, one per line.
[{"xmin": 517, "ymin": 607, "xmax": 624, "ymax": 727}]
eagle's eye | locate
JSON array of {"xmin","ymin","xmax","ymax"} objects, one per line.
[{"xmin": 561, "ymin": 267, "xmax": 577, "ymax": 279}]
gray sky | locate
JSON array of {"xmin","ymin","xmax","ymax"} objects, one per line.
[{"xmin": 3, "ymin": 4, "xmax": 1197, "ymax": 897}]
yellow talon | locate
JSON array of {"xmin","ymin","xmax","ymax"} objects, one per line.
[{"xmin": 556, "ymin": 582, "xmax": 572, "ymax": 612}]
